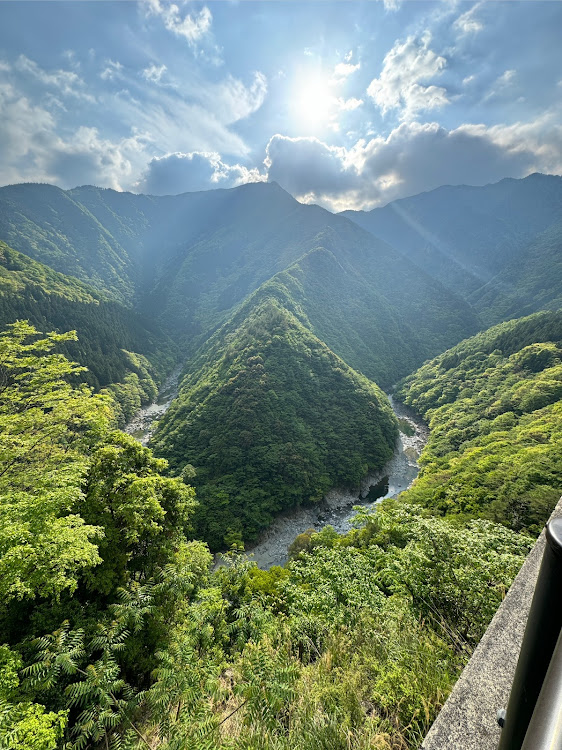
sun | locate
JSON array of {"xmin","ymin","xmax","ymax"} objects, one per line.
[{"xmin": 294, "ymin": 73, "xmax": 335, "ymax": 131}]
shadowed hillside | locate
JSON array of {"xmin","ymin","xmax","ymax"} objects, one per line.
[
  {"xmin": 342, "ymin": 173, "xmax": 562, "ymax": 323},
  {"xmin": 152, "ymin": 297, "xmax": 398, "ymax": 548}
]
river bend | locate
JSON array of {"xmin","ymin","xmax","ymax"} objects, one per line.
[{"xmin": 124, "ymin": 376, "xmax": 428, "ymax": 570}]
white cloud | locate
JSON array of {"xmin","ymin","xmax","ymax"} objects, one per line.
[
  {"xmin": 109, "ymin": 91, "xmax": 251, "ymax": 159},
  {"xmin": 498, "ymin": 70, "xmax": 516, "ymax": 86},
  {"xmin": 333, "ymin": 62, "xmax": 360, "ymax": 80},
  {"xmin": 337, "ymin": 97, "xmax": 363, "ymax": 111},
  {"xmin": 0, "ymin": 71, "xmax": 146, "ymax": 190},
  {"xmin": 0, "ymin": 58, "xmax": 261, "ymax": 192},
  {"xmin": 101, "ymin": 67, "xmax": 266, "ymax": 161},
  {"xmin": 0, "ymin": 81, "xmax": 55, "ymax": 182},
  {"xmin": 14, "ymin": 55, "xmax": 93, "ymax": 100},
  {"xmin": 261, "ymin": 116, "xmax": 562, "ymax": 211},
  {"xmin": 454, "ymin": 4, "xmax": 484, "ymax": 35},
  {"xmin": 137, "ymin": 150, "xmax": 264, "ymax": 194},
  {"xmin": 142, "ymin": 63, "xmax": 167, "ymax": 84},
  {"xmin": 367, "ymin": 33, "xmax": 448, "ymax": 119},
  {"xmin": 45, "ymin": 127, "xmax": 146, "ymax": 190},
  {"xmin": 208, "ymin": 71, "xmax": 267, "ymax": 124},
  {"xmin": 146, "ymin": 0, "xmax": 212, "ymax": 45},
  {"xmin": 482, "ymin": 69, "xmax": 517, "ymax": 102},
  {"xmin": 100, "ymin": 59, "xmax": 123, "ymax": 81},
  {"xmin": 459, "ymin": 116, "xmax": 562, "ymax": 175}
]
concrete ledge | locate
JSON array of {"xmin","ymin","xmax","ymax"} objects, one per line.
[{"xmin": 422, "ymin": 497, "xmax": 562, "ymax": 750}]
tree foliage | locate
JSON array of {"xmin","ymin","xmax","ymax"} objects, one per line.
[
  {"xmin": 396, "ymin": 311, "xmax": 562, "ymax": 533},
  {"xmin": 0, "ymin": 321, "xmax": 109, "ymax": 601},
  {"xmin": 153, "ymin": 299, "xmax": 398, "ymax": 548}
]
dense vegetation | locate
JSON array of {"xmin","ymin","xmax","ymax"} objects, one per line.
[
  {"xmin": 0, "ymin": 324, "xmax": 533, "ymax": 749},
  {"xmin": 397, "ymin": 311, "xmax": 562, "ymax": 534},
  {"xmin": 0, "ymin": 323, "xmax": 200, "ymax": 748},
  {"xmin": 0, "ymin": 240, "xmax": 176, "ymax": 424},
  {"xmin": 0, "ymin": 175, "xmax": 560, "ymax": 749},
  {"xmin": 153, "ymin": 298, "xmax": 398, "ymax": 548}
]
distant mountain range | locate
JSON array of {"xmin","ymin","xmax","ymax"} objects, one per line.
[
  {"xmin": 341, "ymin": 173, "xmax": 562, "ymax": 322},
  {"xmin": 0, "ymin": 173, "xmax": 560, "ymax": 545},
  {"xmin": 0, "ymin": 178, "xmax": 485, "ymax": 385}
]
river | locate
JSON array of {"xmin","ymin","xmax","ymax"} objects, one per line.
[
  {"xmin": 124, "ymin": 375, "xmax": 428, "ymax": 570},
  {"xmin": 245, "ymin": 396, "xmax": 428, "ymax": 568},
  {"xmin": 123, "ymin": 365, "xmax": 183, "ymax": 446}
]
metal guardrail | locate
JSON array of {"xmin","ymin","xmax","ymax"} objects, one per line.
[
  {"xmin": 520, "ymin": 627, "xmax": 562, "ymax": 749},
  {"xmin": 498, "ymin": 517, "xmax": 562, "ymax": 750}
]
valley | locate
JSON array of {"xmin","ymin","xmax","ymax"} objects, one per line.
[
  {"xmin": 246, "ymin": 395, "xmax": 428, "ymax": 569},
  {"xmin": 124, "ymin": 369, "xmax": 428, "ymax": 569},
  {"xmin": 0, "ymin": 174, "xmax": 560, "ymax": 750}
]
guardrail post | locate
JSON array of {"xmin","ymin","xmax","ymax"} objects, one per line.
[
  {"xmin": 521, "ymin": 627, "xmax": 562, "ymax": 749},
  {"xmin": 498, "ymin": 517, "xmax": 562, "ymax": 750}
]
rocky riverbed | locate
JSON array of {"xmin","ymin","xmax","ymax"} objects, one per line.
[
  {"xmin": 124, "ymin": 376, "xmax": 428, "ymax": 571},
  {"xmin": 245, "ymin": 396, "xmax": 428, "ymax": 569},
  {"xmin": 123, "ymin": 365, "xmax": 182, "ymax": 446}
]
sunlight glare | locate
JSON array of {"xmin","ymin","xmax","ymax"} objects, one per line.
[{"xmin": 294, "ymin": 73, "xmax": 335, "ymax": 131}]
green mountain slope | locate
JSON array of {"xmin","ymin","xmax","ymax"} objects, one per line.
[
  {"xmin": 0, "ymin": 181, "xmax": 479, "ymax": 385},
  {"xmin": 0, "ymin": 183, "xmax": 141, "ymax": 303},
  {"xmin": 342, "ymin": 173, "xmax": 562, "ymax": 313},
  {"xmin": 470, "ymin": 219, "xmax": 562, "ymax": 325},
  {"xmin": 140, "ymin": 184, "xmax": 478, "ymax": 363},
  {"xmin": 152, "ymin": 298, "xmax": 398, "ymax": 548},
  {"xmin": 236, "ymin": 242, "xmax": 474, "ymax": 387},
  {"xmin": 396, "ymin": 310, "xmax": 562, "ymax": 533},
  {"xmin": 0, "ymin": 240, "xmax": 176, "ymax": 420}
]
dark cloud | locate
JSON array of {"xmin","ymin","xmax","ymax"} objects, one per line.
[
  {"xmin": 263, "ymin": 119, "xmax": 562, "ymax": 210},
  {"xmin": 265, "ymin": 135, "xmax": 357, "ymax": 198},
  {"xmin": 137, "ymin": 151, "xmax": 263, "ymax": 195},
  {"xmin": 357, "ymin": 121, "xmax": 538, "ymax": 197}
]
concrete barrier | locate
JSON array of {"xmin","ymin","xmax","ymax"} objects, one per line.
[{"xmin": 422, "ymin": 497, "xmax": 562, "ymax": 750}]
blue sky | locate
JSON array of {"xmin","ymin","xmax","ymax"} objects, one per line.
[{"xmin": 0, "ymin": 0, "xmax": 561, "ymax": 210}]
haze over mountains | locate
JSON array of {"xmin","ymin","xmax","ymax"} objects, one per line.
[
  {"xmin": 0, "ymin": 177, "xmax": 483, "ymax": 384},
  {"xmin": 1, "ymin": 171, "xmax": 561, "ymax": 748},
  {"xmin": 0, "ymin": 172, "xmax": 560, "ymax": 545},
  {"xmin": 342, "ymin": 173, "xmax": 562, "ymax": 322}
]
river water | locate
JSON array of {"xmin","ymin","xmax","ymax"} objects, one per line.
[
  {"xmin": 124, "ymin": 375, "xmax": 428, "ymax": 570},
  {"xmin": 123, "ymin": 365, "xmax": 183, "ymax": 446},
  {"xmin": 246, "ymin": 396, "xmax": 428, "ymax": 568}
]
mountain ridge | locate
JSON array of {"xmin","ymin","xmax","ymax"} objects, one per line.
[{"xmin": 341, "ymin": 172, "xmax": 562, "ymax": 323}]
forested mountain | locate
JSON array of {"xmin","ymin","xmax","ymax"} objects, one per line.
[
  {"xmin": 0, "ymin": 183, "xmax": 140, "ymax": 303},
  {"xmin": 397, "ymin": 310, "xmax": 562, "ymax": 533},
  {"xmin": 0, "ymin": 318, "xmax": 537, "ymax": 750},
  {"xmin": 471, "ymin": 219, "xmax": 562, "ymax": 325},
  {"xmin": 0, "ymin": 174, "xmax": 560, "ymax": 749},
  {"xmin": 152, "ymin": 296, "xmax": 398, "ymax": 548},
  {"xmin": 0, "ymin": 240, "xmax": 176, "ymax": 422},
  {"xmin": 0, "ymin": 181, "xmax": 478, "ymax": 383},
  {"xmin": 342, "ymin": 173, "xmax": 562, "ymax": 323}
]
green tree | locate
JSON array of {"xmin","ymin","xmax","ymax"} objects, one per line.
[
  {"xmin": 0, "ymin": 321, "xmax": 110, "ymax": 602},
  {"xmin": 0, "ymin": 645, "xmax": 67, "ymax": 750},
  {"xmin": 81, "ymin": 431, "xmax": 197, "ymax": 597}
]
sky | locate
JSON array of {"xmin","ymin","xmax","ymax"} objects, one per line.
[{"xmin": 0, "ymin": 0, "xmax": 561, "ymax": 211}]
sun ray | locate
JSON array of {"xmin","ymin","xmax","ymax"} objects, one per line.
[{"xmin": 293, "ymin": 72, "xmax": 335, "ymax": 131}]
